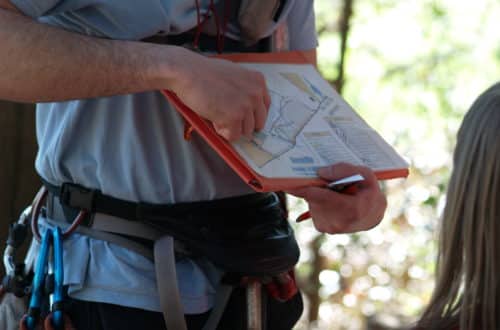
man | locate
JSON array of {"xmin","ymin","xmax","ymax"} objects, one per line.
[{"xmin": 0, "ymin": 1, "xmax": 387, "ymax": 329}]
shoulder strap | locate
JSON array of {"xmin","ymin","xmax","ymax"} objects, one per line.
[{"xmin": 238, "ymin": 0, "xmax": 282, "ymax": 45}]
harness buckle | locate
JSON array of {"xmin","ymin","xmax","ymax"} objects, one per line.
[{"xmin": 60, "ymin": 182, "xmax": 96, "ymax": 212}]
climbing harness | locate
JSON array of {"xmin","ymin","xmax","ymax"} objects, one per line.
[
  {"xmin": 37, "ymin": 181, "xmax": 300, "ymax": 330},
  {"xmin": 2, "ymin": 182, "xmax": 300, "ymax": 329}
]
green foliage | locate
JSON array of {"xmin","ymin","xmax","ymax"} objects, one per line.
[{"xmin": 291, "ymin": 0, "xmax": 500, "ymax": 329}]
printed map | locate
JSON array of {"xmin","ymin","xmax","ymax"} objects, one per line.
[
  {"xmin": 236, "ymin": 73, "xmax": 333, "ymax": 167},
  {"xmin": 232, "ymin": 63, "xmax": 407, "ymax": 178}
]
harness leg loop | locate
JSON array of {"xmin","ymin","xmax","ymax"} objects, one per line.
[{"xmin": 246, "ymin": 281, "xmax": 263, "ymax": 330}]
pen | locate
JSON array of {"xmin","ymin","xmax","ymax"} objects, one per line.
[{"xmin": 295, "ymin": 174, "xmax": 365, "ymax": 223}]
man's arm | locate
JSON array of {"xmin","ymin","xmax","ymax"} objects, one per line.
[
  {"xmin": 0, "ymin": 3, "xmax": 183, "ymax": 102},
  {"xmin": 0, "ymin": 1, "xmax": 269, "ymax": 140}
]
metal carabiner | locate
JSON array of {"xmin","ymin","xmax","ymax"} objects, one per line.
[
  {"xmin": 1, "ymin": 206, "xmax": 35, "ymax": 298},
  {"xmin": 3, "ymin": 206, "xmax": 31, "ymax": 275}
]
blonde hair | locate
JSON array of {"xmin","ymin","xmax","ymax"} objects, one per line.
[{"xmin": 418, "ymin": 82, "xmax": 500, "ymax": 330}]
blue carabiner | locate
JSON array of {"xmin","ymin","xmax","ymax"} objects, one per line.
[
  {"xmin": 51, "ymin": 227, "xmax": 65, "ymax": 328},
  {"xmin": 25, "ymin": 228, "xmax": 52, "ymax": 329},
  {"xmin": 24, "ymin": 227, "xmax": 65, "ymax": 330}
]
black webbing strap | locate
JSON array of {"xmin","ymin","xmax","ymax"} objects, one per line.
[
  {"xmin": 42, "ymin": 179, "xmax": 274, "ymax": 226},
  {"xmin": 142, "ymin": 33, "xmax": 271, "ymax": 53},
  {"xmin": 42, "ymin": 179, "xmax": 176, "ymax": 222}
]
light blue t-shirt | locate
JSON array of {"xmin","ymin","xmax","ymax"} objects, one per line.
[{"xmin": 12, "ymin": 0, "xmax": 318, "ymax": 314}]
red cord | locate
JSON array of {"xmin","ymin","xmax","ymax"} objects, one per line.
[
  {"xmin": 193, "ymin": 0, "xmax": 231, "ymax": 53},
  {"xmin": 208, "ymin": 0, "xmax": 221, "ymax": 52},
  {"xmin": 193, "ymin": 0, "xmax": 202, "ymax": 48},
  {"xmin": 193, "ymin": 0, "xmax": 213, "ymax": 49}
]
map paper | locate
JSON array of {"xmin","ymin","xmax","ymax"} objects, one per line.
[{"xmin": 232, "ymin": 63, "xmax": 408, "ymax": 179}]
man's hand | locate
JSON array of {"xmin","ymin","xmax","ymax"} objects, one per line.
[
  {"xmin": 286, "ymin": 163, "xmax": 387, "ymax": 234},
  {"xmin": 170, "ymin": 51, "xmax": 271, "ymax": 141}
]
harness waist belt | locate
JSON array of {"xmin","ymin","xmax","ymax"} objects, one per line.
[
  {"xmin": 40, "ymin": 181, "xmax": 300, "ymax": 330},
  {"xmin": 42, "ymin": 180, "xmax": 300, "ymax": 276},
  {"xmin": 42, "ymin": 179, "xmax": 272, "ymax": 224}
]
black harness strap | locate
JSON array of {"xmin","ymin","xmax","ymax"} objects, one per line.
[
  {"xmin": 44, "ymin": 179, "xmax": 187, "ymax": 223},
  {"xmin": 142, "ymin": 32, "xmax": 271, "ymax": 53}
]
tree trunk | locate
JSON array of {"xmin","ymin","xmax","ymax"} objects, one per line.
[{"xmin": 334, "ymin": 0, "xmax": 354, "ymax": 94}]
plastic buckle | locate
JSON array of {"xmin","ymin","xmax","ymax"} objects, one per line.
[{"xmin": 59, "ymin": 183, "xmax": 96, "ymax": 212}]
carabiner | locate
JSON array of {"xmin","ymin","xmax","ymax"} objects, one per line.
[
  {"xmin": 24, "ymin": 227, "xmax": 65, "ymax": 330},
  {"xmin": 3, "ymin": 206, "xmax": 31, "ymax": 275},
  {"xmin": 24, "ymin": 228, "xmax": 52, "ymax": 329},
  {"xmin": 50, "ymin": 227, "xmax": 64, "ymax": 328},
  {"xmin": 2, "ymin": 206, "xmax": 34, "ymax": 298}
]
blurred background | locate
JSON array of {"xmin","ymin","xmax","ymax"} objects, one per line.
[
  {"xmin": 291, "ymin": 0, "xmax": 500, "ymax": 329},
  {"xmin": 1, "ymin": 0, "xmax": 500, "ymax": 329}
]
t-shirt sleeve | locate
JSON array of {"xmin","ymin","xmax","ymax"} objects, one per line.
[
  {"xmin": 10, "ymin": 0, "xmax": 61, "ymax": 18},
  {"xmin": 286, "ymin": 0, "xmax": 318, "ymax": 51}
]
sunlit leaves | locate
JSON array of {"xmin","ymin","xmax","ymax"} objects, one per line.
[{"xmin": 293, "ymin": 0, "xmax": 500, "ymax": 329}]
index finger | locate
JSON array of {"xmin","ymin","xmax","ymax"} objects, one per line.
[
  {"xmin": 254, "ymin": 98, "xmax": 268, "ymax": 131},
  {"xmin": 263, "ymin": 86, "xmax": 271, "ymax": 110}
]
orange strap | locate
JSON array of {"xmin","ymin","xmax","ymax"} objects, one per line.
[
  {"xmin": 183, "ymin": 121, "xmax": 195, "ymax": 140},
  {"xmin": 265, "ymin": 270, "xmax": 298, "ymax": 302}
]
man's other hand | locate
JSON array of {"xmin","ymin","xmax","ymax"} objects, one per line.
[{"xmin": 286, "ymin": 163, "xmax": 387, "ymax": 234}]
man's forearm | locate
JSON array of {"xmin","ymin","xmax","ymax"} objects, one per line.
[
  {"xmin": 0, "ymin": 9, "xmax": 184, "ymax": 103},
  {"xmin": 0, "ymin": 6, "xmax": 274, "ymax": 141}
]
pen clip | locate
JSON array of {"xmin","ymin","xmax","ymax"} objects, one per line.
[{"xmin": 327, "ymin": 174, "xmax": 364, "ymax": 192}]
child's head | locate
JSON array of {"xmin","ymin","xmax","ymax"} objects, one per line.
[{"xmin": 419, "ymin": 82, "xmax": 500, "ymax": 329}]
